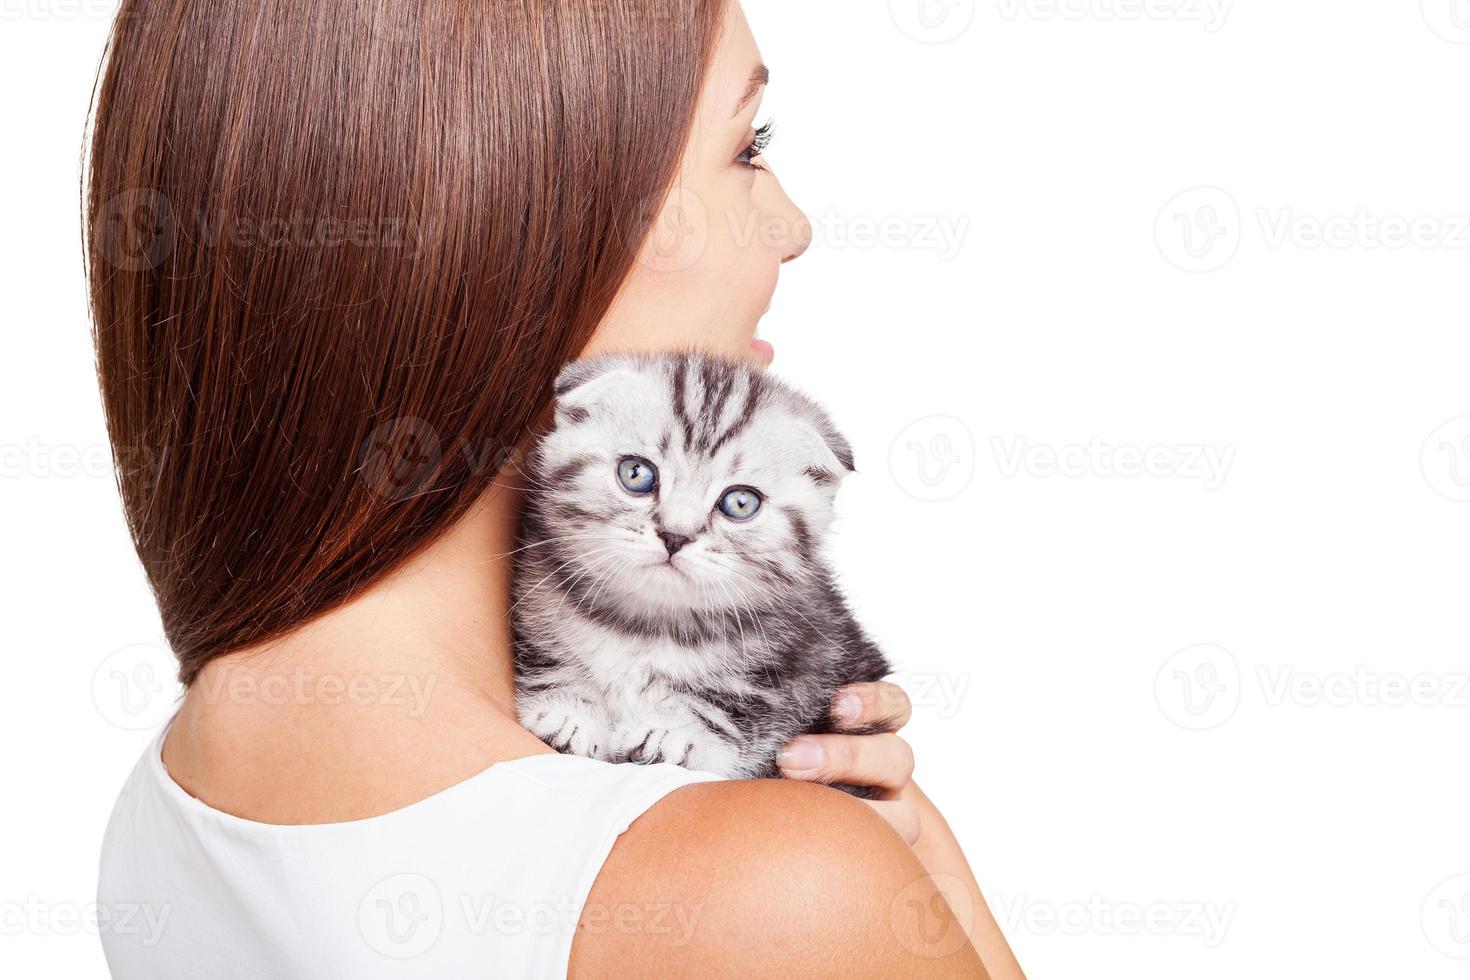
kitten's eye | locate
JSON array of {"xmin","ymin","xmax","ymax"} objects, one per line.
[
  {"xmin": 717, "ymin": 487, "xmax": 762, "ymax": 521},
  {"xmin": 616, "ymin": 457, "xmax": 658, "ymax": 494}
]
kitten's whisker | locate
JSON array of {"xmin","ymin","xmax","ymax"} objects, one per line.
[
  {"xmin": 512, "ymin": 545, "xmax": 623, "ymax": 615},
  {"xmin": 707, "ymin": 578, "xmax": 744, "ymax": 657},
  {"xmin": 723, "ymin": 568, "xmax": 794, "ymax": 660},
  {"xmin": 726, "ymin": 575, "xmax": 778, "ymax": 665},
  {"xmin": 583, "ymin": 552, "xmax": 633, "ymax": 615},
  {"xmin": 485, "ymin": 532, "xmax": 629, "ymax": 563},
  {"xmin": 551, "ymin": 547, "xmax": 626, "ymax": 620},
  {"xmin": 729, "ymin": 562, "xmax": 841, "ymax": 649}
]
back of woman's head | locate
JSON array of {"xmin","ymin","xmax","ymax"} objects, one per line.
[{"xmin": 86, "ymin": 0, "xmax": 728, "ymax": 684}]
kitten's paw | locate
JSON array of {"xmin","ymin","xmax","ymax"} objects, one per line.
[
  {"xmin": 522, "ymin": 695, "xmax": 612, "ymax": 760},
  {"xmin": 618, "ymin": 728, "xmax": 694, "ymax": 767},
  {"xmin": 614, "ymin": 727, "xmax": 742, "ymax": 777},
  {"xmin": 683, "ymin": 737, "xmax": 744, "ymax": 778}
]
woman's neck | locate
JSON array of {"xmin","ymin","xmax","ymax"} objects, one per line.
[{"xmin": 162, "ymin": 480, "xmax": 554, "ymax": 824}]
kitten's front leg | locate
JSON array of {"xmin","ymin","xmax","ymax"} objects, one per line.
[
  {"xmin": 611, "ymin": 698, "xmax": 743, "ymax": 777},
  {"xmin": 519, "ymin": 687, "xmax": 615, "ymax": 761}
]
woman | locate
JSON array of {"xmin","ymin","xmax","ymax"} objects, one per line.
[{"xmin": 88, "ymin": 1, "xmax": 1023, "ymax": 976}]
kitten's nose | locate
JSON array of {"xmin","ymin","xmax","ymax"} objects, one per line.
[{"xmin": 658, "ymin": 530, "xmax": 693, "ymax": 557}]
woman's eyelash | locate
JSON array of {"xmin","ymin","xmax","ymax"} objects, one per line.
[
  {"xmin": 737, "ymin": 121, "xmax": 775, "ymax": 171},
  {"xmin": 751, "ymin": 121, "xmax": 775, "ymax": 155}
]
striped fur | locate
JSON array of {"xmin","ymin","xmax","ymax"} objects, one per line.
[{"xmin": 512, "ymin": 352, "xmax": 890, "ymax": 795}]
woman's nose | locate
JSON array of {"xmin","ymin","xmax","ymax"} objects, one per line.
[
  {"xmin": 756, "ymin": 167, "xmax": 812, "ymax": 263},
  {"xmin": 782, "ymin": 204, "xmax": 813, "ymax": 263}
]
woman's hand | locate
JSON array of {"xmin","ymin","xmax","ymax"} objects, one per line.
[
  {"xmin": 776, "ymin": 681, "xmax": 1028, "ymax": 979},
  {"xmin": 776, "ymin": 681, "xmax": 921, "ymax": 843}
]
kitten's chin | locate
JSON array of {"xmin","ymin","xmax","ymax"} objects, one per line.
[
  {"xmin": 651, "ymin": 561, "xmax": 704, "ymax": 597},
  {"xmin": 609, "ymin": 563, "xmax": 724, "ymax": 615}
]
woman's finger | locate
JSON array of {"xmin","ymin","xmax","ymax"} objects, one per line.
[
  {"xmin": 777, "ymin": 731, "xmax": 915, "ymax": 794},
  {"xmin": 865, "ymin": 799, "xmax": 921, "ymax": 845},
  {"xmin": 831, "ymin": 681, "xmax": 913, "ymax": 733}
]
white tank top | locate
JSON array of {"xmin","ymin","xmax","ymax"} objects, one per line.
[{"xmin": 97, "ymin": 722, "xmax": 720, "ymax": 979}]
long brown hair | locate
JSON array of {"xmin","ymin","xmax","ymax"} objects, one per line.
[{"xmin": 86, "ymin": 0, "xmax": 727, "ymax": 684}]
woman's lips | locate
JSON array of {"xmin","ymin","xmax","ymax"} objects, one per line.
[{"xmin": 749, "ymin": 337, "xmax": 775, "ymax": 365}]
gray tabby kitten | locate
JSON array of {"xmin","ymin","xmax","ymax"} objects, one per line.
[{"xmin": 512, "ymin": 352, "xmax": 891, "ymax": 795}]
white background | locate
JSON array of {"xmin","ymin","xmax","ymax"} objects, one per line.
[{"xmin": 3, "ymin": 1, "xmax": 1468, "ymax": 977}]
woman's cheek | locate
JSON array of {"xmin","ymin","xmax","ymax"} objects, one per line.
[{"xmin": 702, "ymin": 220, "xmax": 774, "ymax": 318}]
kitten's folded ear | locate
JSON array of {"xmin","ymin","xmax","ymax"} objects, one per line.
[
  {"xmin": 786, "ymin": 394, "xmax": 857, "ymax": 478},
  {"xmin": 551, "ymin": 355, "xmax": 640, "ymax": 420},
  {"xmin": 813, "ymin": 413, "xmax": 856, "ymax": 474},
  {"xmin": 554, "ymin": 356, "xmax": 618, "ymax": 399}
]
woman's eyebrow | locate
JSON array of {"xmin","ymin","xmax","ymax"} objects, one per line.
[{"xmin": 733, "ymin": 65, "xmax": 770, "ymax": 117}]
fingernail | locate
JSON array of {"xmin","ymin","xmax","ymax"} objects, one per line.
[
  {"xmin": 835, "ymin": 692, "xmax": 863, "ymax": 724},
  {"xmin": 777, "ymin": 736, "xmax": 825, "ymax": 772}
]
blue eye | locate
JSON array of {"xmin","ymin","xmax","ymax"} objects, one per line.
[
  {"xmin": 717, "ymin": 487, "xmax": 762, "ymax": 521},
  {"xmin": 617, "ymin": 457, "xmax": 658, "ymax": 494}
]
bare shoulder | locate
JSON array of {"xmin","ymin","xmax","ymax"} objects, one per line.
[{"xmin": 568, "ymin": 778, "xmax": 988, "ymax": 978}]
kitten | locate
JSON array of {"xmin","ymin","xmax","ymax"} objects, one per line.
[{"xmin": 512, "ymin": 352, "xmax": 891, "ymax": 795}]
